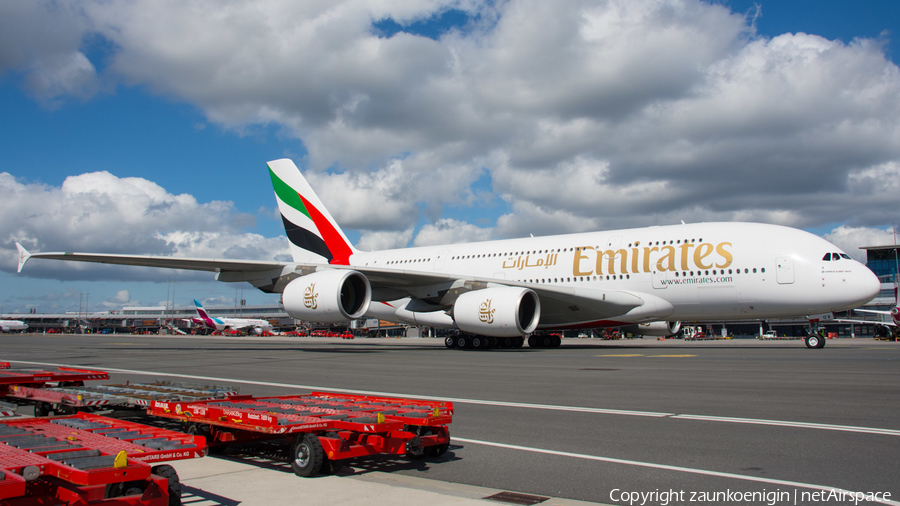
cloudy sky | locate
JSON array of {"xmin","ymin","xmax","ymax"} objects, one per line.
[{"xmin": 1, "ymin": 0, "xmax": 899, "ymax": 314}]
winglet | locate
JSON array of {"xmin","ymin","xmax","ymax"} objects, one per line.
[{"xmin": 15, "ymin": 243, "xmax": 31, "ymax": 273}]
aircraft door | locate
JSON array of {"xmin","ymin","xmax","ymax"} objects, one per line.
[
  {"xmin": 433, "ymin": 250, "xmax": 449, "ymax": 270},
  {"xmin": 776, "ymin": 256, "xmax": 794, "ymax": 284},
  {"xmin": 651, "ymin": 270, "xmax": 669, "ymax": 289}
]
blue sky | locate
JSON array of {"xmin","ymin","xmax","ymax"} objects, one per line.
[{"xmin": 1, "ymin": 0, "xmax": 899, "ymax": 314}]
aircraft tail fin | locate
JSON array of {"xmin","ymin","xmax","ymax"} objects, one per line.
[
  {"xmin": 193, "ymin": 299, "xmax": 211, "ymax": 319},
  {"xmin": 267, "ymin": 158, "xmax": 356, "ymax": 265}
]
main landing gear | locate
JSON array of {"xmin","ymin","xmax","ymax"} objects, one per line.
[
  {"xmin": 444, "ymin": 333, "xmax": 562, "ymax": 349},
  {"xmin": 444, "ymin": 334, "xmax": 524, "ymax": 349}
]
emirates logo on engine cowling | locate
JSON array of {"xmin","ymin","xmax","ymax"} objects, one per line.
[
  {"xmin": 479, "ymin": 298, "xmax": 495, "ymax": 324},
  {"xmin": 304, "ymin": 283, "xmax": 318, "ymax": 309}
]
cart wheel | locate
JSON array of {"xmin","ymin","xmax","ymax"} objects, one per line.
[
  {"xmin": 321, "ymin": 457, "xmax": 345, "ymax": 475},
  {"xmin": 187, "ymin": 423, "xmax": 225, "ymax": 455},
  {"xmin": 105, "ymin": 481, "xmax": 145, "ymax": 499},
  {"xmin": 425, "ymin": 443, "xmax": 450, "ymax": 457},
  {"xmin": 33, "ymin": 402, "xmax": 50, "ymax": 417},
  {"xmin": 290, "ymin": 433, "xmax": 324, "ymax": 477},
  {"xmin": 152, "ymin": 465, "xmax": 182, "ymax": 506}
]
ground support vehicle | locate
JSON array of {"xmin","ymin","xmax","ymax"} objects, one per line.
[
  {"xmin": 148, "ymin": 392, "xmax": 453, "ymax": 477},
  {"xmin": 4, "ymin": 379, "xmax": 238, "ymax": 417},
  {"xmin": 0, "ymin": 402, "xmax": 15, "ymax": 418},
  {"xmin": 0, "ymin": 412, "xmax": 205, "ymax": 505},
  {"xmin": 0, "ymin": 366, "xmax": 109, "ymax": 388}
]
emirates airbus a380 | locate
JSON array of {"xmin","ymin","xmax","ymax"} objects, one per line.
[{"xmin": 16, "ymin": 159, "xmax": 880, "ymax": 349}]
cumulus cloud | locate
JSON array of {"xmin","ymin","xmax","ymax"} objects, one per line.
[
  {"xmin": 413, "ymin": 218, "xmax": 493, "ymax": 246},
  {"xmin": 824, "ymin": 226, "xmax": 897, "ymax": 262},
  {"xmin": 356, "ymin": 228, "xmax": 415, "ymax": 251},
  {"xmin": 2, "ymin": 0, "xmax": 900, "ymax": 251},
  {"xmin": 0, "ymin": 171, "xmax": 290, "ymax": 280},
  {"xmin": 98, "ymin": 289, "xmax": 136, "ymax": 309}
]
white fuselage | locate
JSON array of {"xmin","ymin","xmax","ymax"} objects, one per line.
[
  {"xmin": 351, "ymin": 222, "xmax": 879, "ymax": 328},
  {"xmin": 0, "ymin": 320, "xmax": 28, "ymax": 332}
]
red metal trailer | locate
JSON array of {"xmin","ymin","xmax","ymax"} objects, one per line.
[
  {"xmin": 0, "ymin": 412, "xmax": 205, "ymax": 505},
  {"xmin": 6, "ymin": 381, "xmax": 239, "ymax": 416},
  {"xmin": 0, "ymin": 366, "xmax": 108, "ymax": 386},
  {"xmin": 148, "ymin": 392, "xmax": 453, "ymax": 477}
]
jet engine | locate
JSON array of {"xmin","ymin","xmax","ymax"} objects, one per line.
[
  {"xmin": 620, "ymin": 321, "xmax": 681, "ymax": 337},
  {"xmin": 282, "ymin": 269, "xmax": 371, "ymax": 323},
  {"xmin": 453, "ymin": 286, "xmax": 540, "ymax": 337}
]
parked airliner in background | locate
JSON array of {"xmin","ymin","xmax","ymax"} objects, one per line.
[
  {"xmin": 0, "ymin": 320, "xmax": 28, "ymax": 333},
  {"xmin": 16, "ymin": 159, "xmax": 880, "ymax": 349},
  {"xmin": 828, "ymin": 306, "xmax": 900, "ymax": 341},
  {"xmin": 190, "ymin": 299, "xmax": 273, "ymax": 335}
]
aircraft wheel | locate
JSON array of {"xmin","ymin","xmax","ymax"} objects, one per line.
[
  {"xmin": 501, "ymin": 337, "xmax": 512, "ymax": 348},
  {"xmin": 456, "ymin": 335, "xmax": 470, "ymax": 349},
  {"xmin": 444, "ymin": 336, "xmax": 456, "ymax": 348},
  {"xmin": 541, "ymin": 335, "xmax": 553, "ymax": 347},
  {"xmin": 528, "ymin": 336, "xmax": 538, "ymax": 348},
  {"xmin": 552, "ymin": 336, "xmax": 562, "ymax": 348},
  {"xmin": 514, "ymin": 337, "xmax": 524, "ymax": 348},
  {"xmin": 290, "ymin": 433, "xmax": 324, "ymax": 477},
  {"xmin": 815, "ymin": 335, "xmax": 826, "ymax": 348},
  {"xmin": 488, "ymin": 337, "xmax": 498, "ymax": 348},
  {"xmin": 804, "ymin": 334, "xmax": 821, "ymax": 349}
]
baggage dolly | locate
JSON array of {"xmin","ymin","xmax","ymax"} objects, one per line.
[
  {"xmin": 0, "ymin": 412, "xmax": 205, "ymax": 505},
  {"xmin": 148, "ymin": 392, "xmax": 453, "ymax": 477},
  {"xmin": 7, "ymin": 381, "xmax": 239, "ymax": 416}
]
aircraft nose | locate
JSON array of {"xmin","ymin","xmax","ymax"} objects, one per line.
[{"xmin": 859, "ymin": 267, "xmax": 881, "ymax": 304}]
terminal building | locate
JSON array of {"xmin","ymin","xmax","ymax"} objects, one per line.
[{"xmin": 3, "ymin": 245, "xmax": 899, "ymax": 338}]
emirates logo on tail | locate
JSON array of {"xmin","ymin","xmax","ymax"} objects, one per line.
[
  {"xmin": 479, "ymin": 299, "xmax": 495, "ymax": 324},
  {"xmin": 304, "ymin": 283, "xmax": 318, "ymax": 309}
]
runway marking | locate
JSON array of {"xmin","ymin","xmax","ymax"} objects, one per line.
[
  {"xmin": 669, "ymin": 414, "xmax": 900, "ymax": 436},
  {"xmin": 648, "ymin": 354, "xmax": 696, "ymax": 357},
  {"xmin": 453, "ymin": 437, "xmax": 900, "ymax": 506},
  {"xmin": 9, "ymin": 360, "xmax": 900, "ymax": 437}
]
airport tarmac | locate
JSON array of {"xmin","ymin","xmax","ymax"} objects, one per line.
[{"xmin": 1, "ymin": 334, "xmax": 898, "ymax": 506}]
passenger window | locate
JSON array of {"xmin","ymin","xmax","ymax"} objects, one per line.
[{"xmin": 823, "ymin": 253, "xmax": 832, "ymax": 261}]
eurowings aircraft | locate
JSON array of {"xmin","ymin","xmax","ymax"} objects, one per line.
[
  {"xmin": 0, "ymin": 320, "xmax": 28, "ymax": 333},
  {"xmin": 16, "ymin": 159, "xmax": 880, "ymax": 349},
  {"xmin": 828, "ymin": 306, "xmax": 900, "ymax": 341},
  {"xmin": 190, "ymin": 299, "xmax": 273, "ymax": 335}
]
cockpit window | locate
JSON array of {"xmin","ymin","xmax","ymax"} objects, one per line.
[
  {"xmin": 840, "ymin": 253, "xmax": 851, "ymax": 260},
  {"xmin": 822, "ymin": 253, "xmax": 832, "ymax": 261}
]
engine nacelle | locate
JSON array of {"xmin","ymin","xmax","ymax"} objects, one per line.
[
  {"xmin": 620, "ymin": 321, "xmax": 682, "ymax": 336},
  {"xmin": 453, "ymin": 286, "xmax": 540, "ymax": 337},
  {"xmin": 283, "ymin": 269, "xmax": 371, "ymax": 323}
]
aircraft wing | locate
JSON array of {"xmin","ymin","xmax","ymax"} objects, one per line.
[
  {"xmin": 351, "ymin": 265, "xmax": 647, "ymax": 323},
  {"xmin": 18, "ymin": 244, "xmax": 649, "ymax": 323},
  {"xmin": 831, "ymin": 317, "xmax": 895, "ymax": 327},
  {"xmin": 17, "ymin": 243, "xmax": 285, "ymax": 274},
  {"xmin": 853, "ymin": 309, "xmax": 891, "ymax": 316}
]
